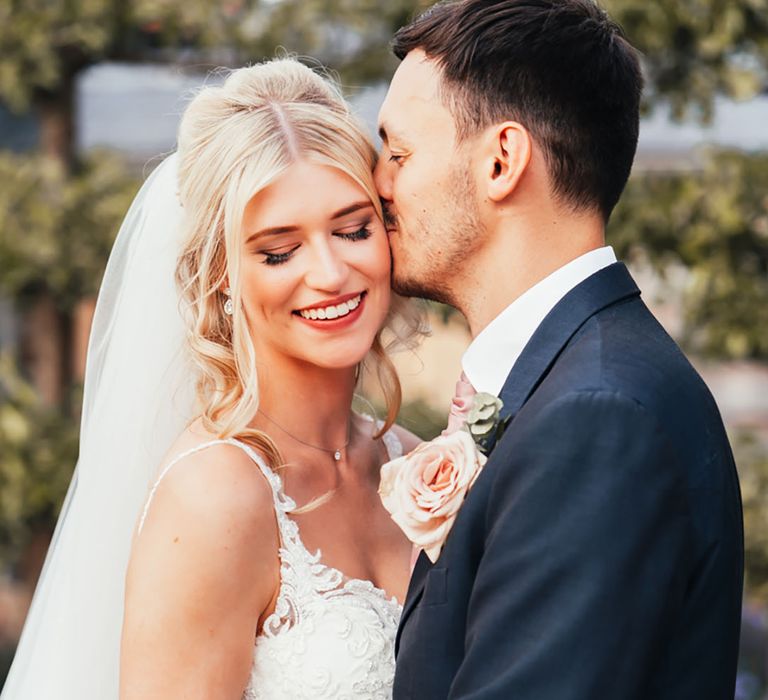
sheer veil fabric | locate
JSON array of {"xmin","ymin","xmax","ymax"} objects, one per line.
[{"xmin": 2, "ymin": 154, "xmax": 197, "ymax": 698}]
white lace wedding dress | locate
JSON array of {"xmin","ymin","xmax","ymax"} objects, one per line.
[{"xmin": 139, "ymin": 424, "xmax": 404, "ymax": 700}]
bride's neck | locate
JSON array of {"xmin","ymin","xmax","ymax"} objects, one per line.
[{"xmin": 254, "ymin": 360, "xmax": 358, "ymax": 448}]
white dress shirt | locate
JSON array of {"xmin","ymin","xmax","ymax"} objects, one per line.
[{"xmin": 462, "ymin": 246, "xmax": 618, "ymax": 396}]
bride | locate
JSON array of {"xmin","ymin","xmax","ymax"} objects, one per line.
[{"xmin": 2, "ymin": 58, "xmax": 425, "ymax": 699}]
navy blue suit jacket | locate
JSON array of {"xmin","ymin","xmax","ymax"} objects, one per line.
[{"xmin": 393, "ymin": 263, "xmax": 743, "ymax": 699}]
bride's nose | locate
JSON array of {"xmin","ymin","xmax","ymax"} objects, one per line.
[{"xmin": 304, "ymin": 240, "xmax": 349, "ymax": 291}]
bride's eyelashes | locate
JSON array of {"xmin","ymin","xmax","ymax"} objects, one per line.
[
  {"xmin": 336, "ymin": 223, "xmax": 374, "ymax": 242},
  {"xmin": 259, "ymin": 222, "xmax": 375, "ymax": 266},
  {"xmin": 262, "ymin": 246, "xmax": 299, "ymax": 266}
]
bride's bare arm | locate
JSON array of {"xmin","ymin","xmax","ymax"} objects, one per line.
[{"xmin": 120, "ymin": 443, "xmax": 280, "ymax": 700}]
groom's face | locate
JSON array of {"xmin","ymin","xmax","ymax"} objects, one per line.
[{"xmin": 375, "ymin": 50, "xmax": 484, "ymax": 305}]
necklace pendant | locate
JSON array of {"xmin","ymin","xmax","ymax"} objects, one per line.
[{"xmin": 334, "ymin": 449, "xmax": 342, "ymax": 461}]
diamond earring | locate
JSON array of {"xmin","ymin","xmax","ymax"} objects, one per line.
[{"xmin": 223, "ymin": 288, "xmax": 234, "ymax": 316}]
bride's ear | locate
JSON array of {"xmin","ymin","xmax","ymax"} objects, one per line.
[{"xmin": 483, "ymin": 122, "xmax": 532, "ymax": 203}]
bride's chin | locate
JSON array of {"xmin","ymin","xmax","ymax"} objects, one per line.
[{"xmin": 303, "ymin": 344, "xmax": 374, "ymax": 371}]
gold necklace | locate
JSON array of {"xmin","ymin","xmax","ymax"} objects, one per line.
[{"xmin": 258, "ymin": 410, "xmax": 351, "ymax": 461}]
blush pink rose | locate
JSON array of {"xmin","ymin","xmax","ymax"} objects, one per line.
[{"xmin": 379, "ymin": 430, "xmax": 487, "ymax": 563}]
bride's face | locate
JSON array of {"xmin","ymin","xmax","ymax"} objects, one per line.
[{"xmin": 238, "ymin": 160, "xmax": 391, "ymax": 371}]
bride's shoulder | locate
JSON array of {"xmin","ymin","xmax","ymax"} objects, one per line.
[
  {"xmin": 124, "ymin": 422, "xmax": 280, "ymax": 662},
  {"xmin": 140, "ymin": 420, "xmax": 278, "ymax": 545}
]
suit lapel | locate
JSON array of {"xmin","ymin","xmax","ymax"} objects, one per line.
[
  {"xmin": 395, "ymin": 549, "xmax": 432, "ymax": 654},
  {"xmin": 396, "ymin": 263, "xmax": 640, "ymax": 649},
  {"xmin": 495, "ymin": 262, "xmax": 640, "ymax": 427}
]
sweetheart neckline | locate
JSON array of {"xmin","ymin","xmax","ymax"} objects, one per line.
[{"xmin": 281, "ymin": 508, "xmax": 405, "ymax": 609}]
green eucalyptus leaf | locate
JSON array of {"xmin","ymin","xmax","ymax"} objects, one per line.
[{"xmin": 469, "ymin": 419, "xmax": 495, "ymax": 437}]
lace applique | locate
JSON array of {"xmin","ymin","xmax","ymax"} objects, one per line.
[{"xmin": 255, "ymin": 421, "xmax": 403, "ymax": 639}]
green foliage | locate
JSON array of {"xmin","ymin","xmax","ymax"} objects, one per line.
[
  {"xmin": 737, "ymin": 432, "xmax": 768, "ymax": 603},
  {"xmin": 4, "ymin": 0, "xmax": 763, "ymax": 113},
  {"xmin": 0, "ymin": 0, "xmax": 112, "ymax": 109},
  {"xmin": 254, "ymin": 0, "xmax": 768, "ymax": 113},
  {"xmin": 0, "ymin": 0, "xmax": 429, "ymax": 112},
  {"xmin": 603, "ymin": 0, "xmax": 768, "ymax": 121},
  {"xmin": 0, "ymin": 354, "xmax": 78, "ymax": 568},
  {"xmin": 243, "ymin": 0, "xmax": 431, "ymax": 85},
  {"xmin": 0, "ymin": 0, "xmax": 246, "ymax": 110},
  {"xmin": 610, "ymin": 150, "xmax": 768, "ymax": 360},
  {"xmin": 0, "ymin": 150, "xmax": 140, "ymax": 308},
  {"xmin": 396, "ymin": 399, "xmax": 446, "ymax": 441}
]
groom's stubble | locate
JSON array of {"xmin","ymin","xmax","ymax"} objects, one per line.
[{"xmin": 390, "ymin": 158, "xmax": 486, "ymax": 308}]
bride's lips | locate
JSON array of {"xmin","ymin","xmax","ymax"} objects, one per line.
[{"xmin": 292, "ymin": 291, "xmax": 367, "ymax": 331}]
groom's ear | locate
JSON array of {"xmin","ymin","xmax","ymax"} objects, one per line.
[{"xmin": 483, "ymin": 122, "xmax": 532, "ymax": 203}]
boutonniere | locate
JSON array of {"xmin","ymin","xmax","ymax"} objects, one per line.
[
  {"xmin": 462, "ymin": 392, "xmax": 511, "ymax": 456},
  {"xmin": 378, "ymin": 394, "xmax": 509, "ymax": 563}
]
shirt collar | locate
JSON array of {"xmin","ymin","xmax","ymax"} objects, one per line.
[{"xmin": 462, "ymin": 246, "xmax": 617, "ymax": 396}]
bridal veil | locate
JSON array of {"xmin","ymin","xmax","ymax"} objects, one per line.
[{"xmin": 1, "ymin": 154, "xmax": 196, "ymax": 698}]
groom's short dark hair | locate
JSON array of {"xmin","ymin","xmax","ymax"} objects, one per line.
[{"xmin": 392, "ymin": 0, "xmax": 643, "ymax": 222}]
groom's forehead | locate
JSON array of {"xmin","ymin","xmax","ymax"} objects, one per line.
[
  {"xmin": 380, "ymin": 50, "xmax": 449, "ymax": 130},
  {"xmin": 391, "ymin": 51, "xmax": 441, "ymax": 101}
]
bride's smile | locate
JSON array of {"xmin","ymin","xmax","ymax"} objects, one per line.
[{"xmin": 294, "ymin": 290, "xmax": 365, "ymax": 321}]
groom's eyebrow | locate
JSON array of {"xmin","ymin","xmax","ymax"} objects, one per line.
[{"xmin": 378, "ymin": 123, "xmax": 410, "ymax": 149}]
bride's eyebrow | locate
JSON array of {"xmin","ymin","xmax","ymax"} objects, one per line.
[
  {"xmin": 331, "ymin": 201, "xmax": 373, "ymax": 220},
  {"xmin": 245, "ymin": 225, "xmax": 299, "ymax": 245}
]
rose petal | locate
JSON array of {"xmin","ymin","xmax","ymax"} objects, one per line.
[{"xmin": 378, "ymin": 431, "xmax": 486, "ymax": 562}]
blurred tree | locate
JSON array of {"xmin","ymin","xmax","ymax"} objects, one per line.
[
  {"xmin": 396, "ymin": 399, "xmax": 446, "ymax": 440},
  {"xmin": 603, "ymin": 0, "xmax": 768, "ymax": 121},
  {"xmin": 0, "ymin": 150, "xmax": 137, "ymax": 581},
  {"xmin": 611, "ymin": 150, "xmax": 768, "ymax": 360},
  {"xmin": 0, "ymin": 354, "xmax": 78, "ymax": 577},
  {"xmin": 0, "ymin": 150, "xmax": 140, "ymax": 306},
  {"xmin": 736, "ymin": 432, "xmax": 768, "ymax": 603},
  {"xmin": 2, "ymin": 0, "xmax": 766, "ymax": 162},
  {"xmin": 249, "ymin": 0, "xmax": 768, "ymax": 117},
  {"xmin": 0, "ymin": 0, "xmax": 245, "ymax": 165}
]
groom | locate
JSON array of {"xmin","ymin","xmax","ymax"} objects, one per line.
[{"xmin": 375, "ymin": 0, "xmax": 743, "ymax": 698}]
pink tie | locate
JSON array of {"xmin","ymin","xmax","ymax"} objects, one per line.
[{"xmin": 442, "ymin": 371, "xmax": 477, "ymax": 435}]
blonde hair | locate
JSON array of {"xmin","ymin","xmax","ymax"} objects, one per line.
[{"xmin": 175, "ymin": 57, "xmax": 425, "ymax": 464}]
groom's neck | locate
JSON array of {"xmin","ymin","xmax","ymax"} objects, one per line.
[{"xmin": 458, "ymin": 210, "xmax": 606, "ymax": 338}]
